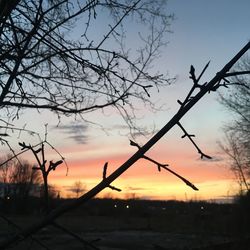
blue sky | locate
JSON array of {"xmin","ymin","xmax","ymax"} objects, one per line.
[{"xmin": 4, "ymin": 0, "xmax": 250, "ymax": 200}]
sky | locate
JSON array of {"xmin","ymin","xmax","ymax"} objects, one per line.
[{"xmin": 3, "ymin": 0, "xmax": 250, "ymax": 201}]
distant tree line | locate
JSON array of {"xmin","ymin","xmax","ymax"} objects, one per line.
[
  {"xmin": 220, "ymin": 56, "xmax": 250, "ymax": 193},
  {"xmin": 0, "ymin": 155, "xmax": 89, "ymax": 213},
  {"xmin": 0, "ymin": 155, "xmax": 41, "ymax": 200},
  {"xmin": 0, "ymin": 155, "xmax": 62, "ymax": 212}
]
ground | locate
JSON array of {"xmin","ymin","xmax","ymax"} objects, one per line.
[{"xmin": 0, "ymin": 199, "xmax": 249, "ymax": 249}]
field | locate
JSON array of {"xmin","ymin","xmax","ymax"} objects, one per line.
[{"xmin": 0, "ymin": 199, "xmax": 250, "ymax": 250}]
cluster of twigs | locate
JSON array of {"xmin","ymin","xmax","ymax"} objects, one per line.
[{"xmin": 0, "ymin": 0, "xmax": 174, "ymax": 134}]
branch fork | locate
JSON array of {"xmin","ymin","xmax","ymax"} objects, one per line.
[
  {"xmin": 130, "ymin": 140, "xmax": 198, "ymax": 191},
  {"xmin": 177, "ymin": 122, "xmax": 212, "ymax": 160},
  {"xmin": 102, "ymin": 162, "xmax": 122, "ymax": 192}
]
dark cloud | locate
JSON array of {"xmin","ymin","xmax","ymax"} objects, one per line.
[
  {"xmin": 53, "ymin": 123, "xmax": 88, "ymax": 144},
  {"xmin": 67, "ymin": 135, "xmax": 88, "ymax": 144},
  {"xmin": 62, "ymin": 185, "xmax": 86, "ymax": 193},
  {"xmin": 197, "ymin": 156, "xmax": 223, "ymax": 162}
]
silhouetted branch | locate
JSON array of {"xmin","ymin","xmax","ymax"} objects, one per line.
[
  {"xmin": 0, "ymin": 137, "xmax": 24, "ymax": 167},
  {"xmin": 0, "ymin": 0, "xmax": 174, "ymax": 133},
  {"xmin": 0, "ymin": 133, "xmax": 8, "ymax": 136},
  {"xmin": 17, "ymin": 140, "xmax": 65, "ymax": 213},
  {"xmin": 47, "ymin": 160, "xmax": 63, "ymax": 172},
  {"xmin": 208, "ymin": 76, "xmax": 250, "ymax": 92},
  {"xmin": 44, "ymin": 140, "xmax": 69, "ymax": 176},
  {"xmin": 97, "ymin": 0, "xmax": 140, "ymax": 49},
  {"xmin": 177, "ymin": 122, "xmax": 212, "ymax": 159},
  {"xmin": 102, "ymin": 162, "xmax": 122, "ymax": 192},
  {"xmin": 177, "ymin": 62, "xmax": 210, "ymax": 108},
  {"xmin": 224, "ymin": 70, "xmax": 250, "ymax": 77},
  {"xmin": 0, "ymin": 142, "xmax": 42, "ymax": 168},
  {"xmin": 130, "ymin": 140, "xmax": 198, "ymax": 190}
]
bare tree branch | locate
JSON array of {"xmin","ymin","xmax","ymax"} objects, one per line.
[
  {"xmin": 130, "ymin": 140, "xmax": 199, "ymax": 190},
  {"xmin": 0, "ymin": 0, "xmax": 174, "ymax": 134},
  {"xmin": 177, "ymin": 122, "xmax": 212, "ymax": 160}
]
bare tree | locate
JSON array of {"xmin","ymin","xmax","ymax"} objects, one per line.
[
  {"xmin": 0, "ymin": 155, "xmax": 41, "ymax": 199},
  {"xmin": 219, "ymin": 56, "xmax": 250, "ymax": 192},
  {"xmin": 71, "ymin": 180, "xmax": 86, "ymax": 198},
  {"xmin": 18, "ymin": 141, "xmax": 63, "ymax": 213},
  {"xmin": 0, "ymin": 0, "xmax": 174, "ymax": 140},
  {"xmin": 0, "ymin": 154, "xmax": 13, "ymax": 198}
]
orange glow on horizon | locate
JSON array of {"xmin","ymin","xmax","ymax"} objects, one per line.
[{"xmin": 49, "ymin": 146, "xmax": 236, "ymax": 201}]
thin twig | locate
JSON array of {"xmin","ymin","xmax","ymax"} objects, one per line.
[
  {"xmin": 177, "ymin": 122, "xmax": 212, "ymax": 159},
  {"xmin": 177, "ymin": 62, "xmax": 209, "ymax": 108},
  {"xmin": 130, "ymin": 140, "xmax": 198, "ymax": 190},
  {"xmin": 102, "ymin": 162, "xmax": 122, "ymax": 192}
]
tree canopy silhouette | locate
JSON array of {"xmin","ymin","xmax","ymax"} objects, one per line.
[
  {"xmin": 0, "ymin": 0, "xmax": 174, "ymax": 138},
  {"xmin": 0, "ymin": 155, "xmax": 41, "ymax": 199},
  {"xmin": 219, "ymin": 56, "xmax": 250, "ymax": 192}
]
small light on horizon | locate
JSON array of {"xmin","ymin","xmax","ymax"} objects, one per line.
[
  {"xmin": 114, "ymin": 204, "xmax": 117, "ymax": 208},
  {"xmin": 126, "ymin": 205, "xmax": 129, "ymax": 209}
]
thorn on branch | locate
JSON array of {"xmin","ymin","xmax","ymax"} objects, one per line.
[
  {"xmin": 102, "ymin": 162, "xmax": 121, "ymax": 192},
  {"xmin": 102, "ymin": 162, "xmax": 108, "ymax": 179},
  {"xmin": 177, "ymin": 100, "xmax": 183, "ymax": 106}
]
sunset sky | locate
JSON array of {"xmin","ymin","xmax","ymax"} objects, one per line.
[{"xmin": 4, "ymin": 0, "xmax": 250, "ymax": 201}]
